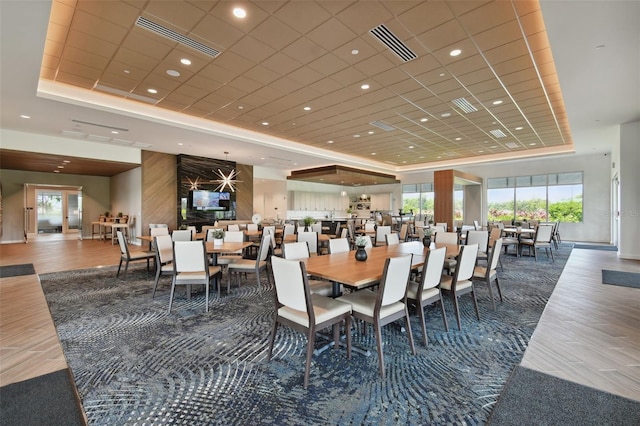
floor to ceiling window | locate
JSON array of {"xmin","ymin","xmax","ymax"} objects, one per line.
[{"xmin": 402, "ymin": 183, "xmax": 434, "ymax": 218}]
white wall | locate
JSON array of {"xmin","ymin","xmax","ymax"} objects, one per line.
[
  {"xmin": 618, "ymin": 121, "xmax": 640, "ymax": 259},
  {"xmin": 398, "ymin": 152, "xmax": 612, "ymax": 243},
  {"xmin": 111, "ymin": 167, "xmax": 142, "ymax": 243}
]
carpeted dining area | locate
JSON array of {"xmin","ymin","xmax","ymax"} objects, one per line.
[{"xmin": 35, "ymin": 244, "xmax": 576, "ymax": 424}]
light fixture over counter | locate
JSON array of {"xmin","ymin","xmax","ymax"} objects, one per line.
[{"xmin": 287, "ymin": 165, "xmax": 399, "ymax": 187}]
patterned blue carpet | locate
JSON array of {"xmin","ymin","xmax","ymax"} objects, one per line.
[{"xmin": 40, "ymin": 244, "xmax": 572, "ymax": 425}]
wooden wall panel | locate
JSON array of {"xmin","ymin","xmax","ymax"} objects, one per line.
[
  {"xmin": 235, "ymin": 164, "xmax": 253, "ymax": 220},
  {"xmin": 434, "ymin": 169, "xmax": 454, "ymax": 231},
  {"xmin": 141, "ymin": 151, "xmax": 177, "ymax": 234}
]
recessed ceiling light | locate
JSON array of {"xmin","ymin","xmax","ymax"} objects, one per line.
[
  {"xmin": 353, "ymin": 134, "xmax": 360, "ymax": 138},
  {"xmin": 351, "ymin": 49, "xmax": 359, "ymax": 55},
  {"xmin": 293, "ymin": 163, "xmax": 297, "ymax": 166},
  {"xmin": 327, "ymin": 140, "xmax": 333, "ymax": 144},
  {"xmin": 303, "ymin": 106, "xmax": 311, "ymax": 111},
  {"xmin": 368, "ymin": 131, "xmax": 374, "ymax": 134},
  {"xmin": 490, "ymin": 145, "xmax": 498, "ymax": 148},
  {"xmin": 233, "ymin": 7, "xmax": 246, "ymax": 18},
  {"xmin": 437, "ymin": 156, "xmax": 442, "ymax": 159},
  {"xmin": 63, "ymin": 160, "xmax": 70, "ymax": 163},
  {"xmin": 419, "ymin": 156, "xmax": 424, "ymax": 159},
  {"xmin": 441, "ymin": 112, "xmax": 451, "ymax": 118},
  {"xmin": 492, "ymin": 100, "xmax": 503, "ymax": 105},
  {"xmin": 147, "ymin": 88, "xmax": 157, "ymax": 94},
  {"xmin": 20, "ymin": 114, "xmax": 30, "ymax": 119},
  {"xmin": 408, "ymin": 145, "xmax": 414, "ymax": 149},
  {"xmin": 439, "ymin": 73, "xmax": 445, "ymax": 77},
  {"xmin": 515, "ymin": 126, "xmax": 523, "ymax": 130},
  {"xmin": 371, "ymin": 152, "xmax": 376, "ymax": 155},
  {"xmin": 449, "ymin": 49, "xmax": 462, "ymax": 57},
  {"xmin": 455, "ymin": 137, "xmax": 462, "ymax": 141},
  {"xmin": 53, "ymin": 170, "xmax": 60, "ymax": 173},
  {"xmin": 420, "ymin": 118, "xmax": 428, "ymax": 122},
  {"xmin": 238, "ymin": 106, "xmax": 244, "ymax": 109},
  {"xmin": 260, "ymin": 157, "xmax": 265, "ymax": 160},
  {"xmin": 111, "ymin": 131, "xmax": 119, "ymax": 134},
  {"xmin": 478, "ymin": 150, "xmax": 484, "ymax": 153},
  {"xmin": 402, "ymin": 161, "xmax": 407, "ymax": 164},
  {"xmin": 178, "ymin": 142, "xmax": 184, "ymax": 146},
  {"xmin": 529, "ymin": 143, "xmax": 537, "ymax": 146},
  {"xmin": 361, "ymin": 84, "xmax": 370, "ymax": 90},
  {"xmin": 57, "ymin": 165, "xmax": 64, "ymax": 169},
  {"xmin": 262, "ymin": 122, "xmax": 269, "ymax": 126},
  {"xmin": 123, "ymin": 69, "xmax": 131, "ymax": 74},
  {"xmin": 181, "ymin": 58, "xmax": 192, "ymax": 66},
  {"xmin": 166, "ymin": 69, "xmax": 180, "ymax": 77}
]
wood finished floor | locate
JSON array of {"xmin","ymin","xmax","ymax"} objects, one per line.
[{"xmin": 1, "ymin": 239, "xmax": 639, "ymax": 403}]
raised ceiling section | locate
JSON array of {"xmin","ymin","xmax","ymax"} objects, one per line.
[
  {"xmin": 41, "ymin": 0, "xmax": 573, "ymax": 170},
  {"xmin": 288, "ymin": 165, "xmax": 399, "ymax": 186}
]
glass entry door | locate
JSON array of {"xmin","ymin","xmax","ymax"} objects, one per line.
[
  {"xmin": 34, "ymin": 188, "xmax": 82, "ymax": 235},
  {"xmin": 65, "ymin": 191, "xmax": 82, "ymax": 234}
]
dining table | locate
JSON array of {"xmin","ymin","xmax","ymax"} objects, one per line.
[{"xmin": 302, "ymin": 241, "xmax": 459, "ymax": 297}]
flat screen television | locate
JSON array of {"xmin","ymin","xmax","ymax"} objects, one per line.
[{"xmin": 191, "ymin": 190, "xmax": 230, "ymax": 211}]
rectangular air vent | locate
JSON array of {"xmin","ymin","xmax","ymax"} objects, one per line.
[
  {"xmin": 136, "ymin": 16, "xmax": 220, "ymax": 58},
  {"xmin": 490, "ymin": 129, "xmax": 507, "ymax": 138},
  {"xmin": 369, "ymin": 120, "xmax": 395, "ymax": 131},
  {"xmin": 452, "ymin": 97, "xmax": 478, "ymax": 113},
  {"xmin": 505, "ymin": 142, "xmax": 520, "ymax": 149},
  {"xmin": 369, "ymin": 24, "xmax": 417, "ymax": 62}
]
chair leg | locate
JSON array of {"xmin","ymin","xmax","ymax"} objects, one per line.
[
  {"xmin": 471, "ymin": 288, "xmax": 481, "ymax": 320},
  {"xmin": 123, "ymin": 259, "xmax": 130, "ymax": 277},
  {"xmin": 304, "ymin": 328, "xmax": 315, "ymax": 388},
  {"xmin": 152, "ymin": 268, "xmax": 161, "ymax": 298},
  {"xmin": 374, "ymin": 320, "xmax": 385, "ymax": 378},
  {"xmin": 267, "ymin": 318, "xmax": 279, "ymax": 362},
  {"xmin": 439, "ymin": 297, "xmax": 449, "ymax": 332},
  {"xmin": 404, "ymin": 306, "xmax": 416, "ymax": 355},
  {"xmin": 485, "ymin": 277, "xmax": 496, "ymax": 311},
  {"xmin": 451, "ymin": 292, "xmax": 462, "ymax": 331},
  {"xmin": 117, "ymin": 258, "xmax": 123, "ymax": 277},
  {"xmin": 168, "ymin": 280, "xmax": 177, "ymax": 313},
  {"xmin": 205, "ymin": 279, "xmax": 210, "ymax": 313},
  {"xmin": 494, "ymin": 276, "xmax": 503, "ymax": 302},
  {"xmin": 344, "ymin": 316, "xmax": 351, "ymax": 359},
  {"xmin": 417, "ymin": 303, "xmax": 428, "ymax": 347}
]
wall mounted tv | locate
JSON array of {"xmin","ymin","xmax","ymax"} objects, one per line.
[{"xmin": 191, "ymin": 190, "xmax": 230, "ymax": 211}]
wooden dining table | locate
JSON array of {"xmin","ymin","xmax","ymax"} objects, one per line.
[{"xmin": 302, "ymin": 241, "xmax": 459, "ymax": 296}]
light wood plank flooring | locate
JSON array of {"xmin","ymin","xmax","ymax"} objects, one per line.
[
  {"xmin": 521, "ymin": 248, "xmax": 640, "ymax": 402},
  {"xmin": 1, "ymin": 239, "xmax": 639, "ymax": 403}
]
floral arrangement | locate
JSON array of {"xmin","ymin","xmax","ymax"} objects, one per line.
[
  {"xmin": 303, "ymin": 216, "xmax": 315, "ymax": 227},
  {"xmin": 210, "ymin": 228, "xmax": 225, "ymax": 239},
  {"xmin": 355, "ymin": 235, "xmax": 369, "ymax": 247}
]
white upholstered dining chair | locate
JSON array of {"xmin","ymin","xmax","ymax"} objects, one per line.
[
  {"xmin": 440, "ymin": 243, "xmax": 480, "ymax": 330},
  {"xmin": 170, "ymin": 240, "xmax": 222, "ymax": 312}
]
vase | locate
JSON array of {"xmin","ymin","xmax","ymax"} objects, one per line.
[
  {"xmin": 422, "ymin": 236, "xmax": 431, "ymax": 247},
  {"xmin": 355, "ymin": 245, "xmax": 368, "ymax": 261},
  {"xmin": 213, "ymin": 238, "xmax": 223, "ymax": 246}
]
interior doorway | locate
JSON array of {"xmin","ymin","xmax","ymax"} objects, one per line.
[{"xmin": 24, "ymin": 184, "xmax": 83, "ymax": 241}]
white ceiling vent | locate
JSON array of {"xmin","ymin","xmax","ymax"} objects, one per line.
[
  {"xmin": 369, "ymin": 120, "xmax": 395, "ymax": 131},
  {"xmin": 505, "ymin": 142, "xmax": 520, "ymax": 149},
  {"xmin": 452, "ymin": 97, "xmax": 478, "ymax": 113},
  {"xmin": 136, "ymin": 16, "xmax": 221, "ymax": 58},
  {"xmin": 369, "ymin": 24, "xmax": 417, "ymax": 62},
  {"xmin": 490, "ymin": 129, "xmax": 507, "ymax": 138}
]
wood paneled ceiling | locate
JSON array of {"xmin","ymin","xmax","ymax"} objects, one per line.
[
  {"xmin": 40, "ymin": 0, "xmax": 573, "ymax": 171},
  {"xmin": 288, "ymin": 165, "xmax": 399, "ymax": 186}
]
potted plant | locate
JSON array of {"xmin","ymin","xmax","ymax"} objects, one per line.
[
  {"xmin": 354, "ymin": 235, "xmax": 368, "ymax": 261},
  {"xmin": 211, "ymin": 228, "xmax": 225, "ymax": 245},
  {"xmin": 303, "ymin": 216, "xmax": 315, "ymax": 231},
  {"xmin": 422, "ymin": 229, "xmax": 433, "ymax": 247}
]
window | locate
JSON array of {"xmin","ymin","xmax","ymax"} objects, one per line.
[
  {"xmin": 487, "ymin": 172, "xmax": 583, "ymax": 223},
  {"xmin": 402, "ymin": 183, "xmax": 434, "ymax": 217},
  {"xmin": 454, "ymin": 184, "xmax": 463, "ymax": 221}
]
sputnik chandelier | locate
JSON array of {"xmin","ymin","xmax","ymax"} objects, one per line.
[{"xmin": 211, "ymin": 151, "xmax": 241, "ymax": 192}]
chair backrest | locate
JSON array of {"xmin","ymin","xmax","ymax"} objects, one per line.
[
  {"xmin": 154, "ymin": 234, "xmax": 173, "ymax": 265},
  {"xmin": 364, "ymin": 222, "xmax": 376, "ymax": 232},
  {"xmin": 247, "ymin": 223, "xmax": 258, "ymax": 232},
  {"xmin": 173, "ymin": 241, "xmax": 207, "ymax": 274},
  {"xmin": 227, "ymin": 224, "xmax": 240, "ymax": 232},
  {"xmin": 399, "ymin": 224, "xmax": 408, "ymax": 241},
  {"xmin": 535, "ymin": 224, "xmax": 554, "ymax": 242},
  {"xmin": 488, "ymin": 227, "xmax": 502, "ymax": 248},
  {"xmin": 262, "ymin": 226, "xmax": 276, "ymax": 249},
  {"xmin": 465, "ymin": 230, "xmax": 488, "ymax": 252},
  {"xmin": 311, "ymin": 223, "xmax": 322, "ymax": 233},
  {"xmin": 489, "ymin": 238, "xmax": 503, "ymax": 272},
  {"xmin": 357, "ymin": 235, "xmax": 373, "ymax": 248},
  {"xmin": 283, "ymin": 224, "xmax": 295, "ymax": 237},
  {"xmin": 271, "ymin": 256, "xmax": 310, "ymax": 313},
  {"xmin": 473, "ymin": 220, "xmax": 481, "ymax": 230},
  {"xmin": 257, "ymin": 233, "xmax": 272, "ymax": 262},
  {"xmin": 421, "ymin": 247, "xmax": 447, "ymax": 290},
  {"xmin": 329, "ymin": 238, "xmax": 351, "ymax": 254},
  {"xmin": 385, "ymin": 232, "xmax": 400, "ymax": 245},
  {"xmin": 201, "ymin": 225, "xmax": 217, "ymax": 236},
  {"xmin": 435, "ymin": 231, "xmax": 458, "ymax": 245},
  {"xmin": 436, "ymin": 222, "xmax": 448, "ymax": 231},
  {"xmin": 340, "ymin": 227, "xmax": 348, "ymax": 239},
  {"xmin": 283, "ymin": 241, "xmax": 310, "ymax": 260},
  {"xmin": 149, "ymin": 223, "xmax": 168, "ymax": 229},
  {"xmin": 150, "ymin": 227, "xmax": 169, "ymax": 237},
  {"xmin": 172, "ymin": 229, "xmax": 192, "ymax": 241},
  {"xmin": 297, "ymin": 231, "xmax": 318, "ymax": 255},
  {"xmin": 224, "ymin": 230, "xmax": 245, "ymax": 243},
  {"xmin": 432, "ymin": 225, "xmax": 446, "ymax": 234},
  {"xmin": 187, "ymin": 226, "xmax": 197, "ymax": 238},
  {"xmin": 454, "ymin": 243, "xmax": 479, "ymax": 282},
  {"xmin": 375, "ymin": 225, "xmax": 391, "ymax": 243},
  {"xmin": 379, "ymin": 254, "xmax": 412, "ymax": 306},
  {"xmin": 116, "ymin": 230, "xmax": 130, "ymax": 256}
]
